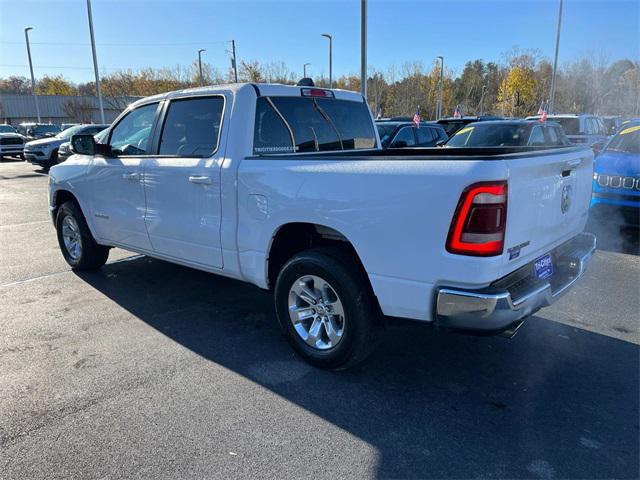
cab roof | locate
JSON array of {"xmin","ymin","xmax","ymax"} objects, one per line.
[{"xmin": 128, "ymin": 82, "xmax": 365, "ymax": 110}]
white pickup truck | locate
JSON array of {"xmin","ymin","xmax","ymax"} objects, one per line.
[{"xmin": 49, "ymin": 82, "xmax": 596, "ymax": 369}]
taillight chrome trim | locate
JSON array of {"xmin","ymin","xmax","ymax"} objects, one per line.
[{"xmin": 446, "ymin": 181, "xmax": 508, "ymax": 257}]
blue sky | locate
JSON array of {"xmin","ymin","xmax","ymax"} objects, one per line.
[{"xmin": 0, "ymin": 0, "xmax": 638, "ymax": 83}]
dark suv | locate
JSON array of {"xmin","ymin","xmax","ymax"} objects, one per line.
[
  {"xmin": 375, "ymin": 121, "xmax": 448, "ymax": 148},
  {"xmin": 444, "ymin": 120, "xmax": 572, "ymax": 147},
  {"xmin": 437, "ymin": 115, "xmax": 505, "ymax": 137}
]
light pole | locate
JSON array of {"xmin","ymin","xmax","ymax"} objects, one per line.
[
  {"xmin": 436, "ymin": 56, "xmax": 444, "ymax": 119},
  {"xmin": 198, "ymin": 48, "xmax": 206, "ymax": 86},
  {"xmin": 321, "ymin": 33, "xmax": 333, "ymax": 88},
  {"xmin": 303, "ymin": 62, "xmax": 311, "ymax": 78},
  {"xmin": 230, "ymin": 40, "xmax": 238, "ymax": 83},
  {"xmin": 24, "ymin": 27, "xmax": 40, "ymax": 123},
  {"xmin": 479, "ymin": 85, "xmax": 487, "ymax": 116},
  {"xmin": 86, "ymin": 0, "xmax": 105, "ymax": 123},
  {"xmin": 549, "ymin": 0, "xmax": 563, "ymax": 114},
  {"xmin": 360, "ymin": 0, "xmax": 367, "ymax": 100}
]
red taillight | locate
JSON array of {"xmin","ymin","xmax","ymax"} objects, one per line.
[{"xmin": 446, "ymin": 182, "xmax": 508, "ymax": 256}]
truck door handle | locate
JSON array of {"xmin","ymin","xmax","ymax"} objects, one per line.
[
  {"xmin": 122, "ymin": 172, "xmax": 139, "ymax": 180},
  {"xmin": 188, "ymin": 175, "xmax": 212, "ymax": 185},
  {"xmin": 562, "ymin": 159, "xmax": 581, "ymax": 176},
  {"xmin": 563, "ymin": 159, "xmax": 581, "ymax": 170}
]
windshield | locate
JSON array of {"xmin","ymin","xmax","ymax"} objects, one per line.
[
  {"xmin": 0, "ymin": 125, "xmax": 16, "ymax": 133},
  {"xmin": 56, "ymin": 125, "xmax": 86, "ymax": 140},
  {"xmin": 553, "ymin": 117, "xmax": 580, "ymax": 135},
  {"xmin": 33, "ymin": 125, "xmax": 60, "ymax": 135},
  {"xmin": 94, "ymin": 128, "xmax": 109, "ymax": 143},
  {"xmin": 605, "ymin": 125, "xmax": 640, "ymax": 154},
  {"xmin": 446, "ymin": 123, "xmax": 529, "ymax": 147},
  {"xmin": 253, "ymin": 96, "xmax": 377, "ymax": 154},
  {"xmin": 376, "ymin": 124, "xmax": 398, "ymax": 147},
  {"xmin": 440, "ymin": 121, "xmax": 465, "ymax": 137}
]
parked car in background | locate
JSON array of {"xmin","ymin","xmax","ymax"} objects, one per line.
[
  {"xmin": 525, "ymin": 114, "xmax": 608, "ymax": 146},
  {"xmin": 591, "ymin": 121, "xmax": 640, "ymax": 226},
  {"xmin": 25, "ymin": 124, "xmax": 109, "ymax": 169},
  {"xmin": 57, "ymin": 127, "xmax": 109, "ymax": 163},
  {"xmin": 437, "ymin": 115, "xmax": 504, "ymax": 137},
  {"xmin": 601, "ymin": 116, "xmax": 623, "ymax": 136},
  {"xmin": 0, "ymin": 124, "xmax": 25, "ymax": 160},
  {"xmin": 376, "ymin": 120, "xmax": 448, "ymax": 148},
  {"xmin": 60, "ymin": 123, "xmax": 80, "ymax": 130},
  {"xmin": 0, "ymin": 124, "xmax": 18, "ymax": 133},
  {"xmin": 16, "ymin": 123, "xmax": 61, "ymax": 140},
  {"xmin": 444, "ymin": 120, "xmax": 571, "ymax": 148},
  {"xmin": 49, "ymin": 82, "xmax": 595, "ymax": 368}
]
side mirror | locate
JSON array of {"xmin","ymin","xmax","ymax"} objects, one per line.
[
  {"xmin": 436, "ymin": 139, "xmax": 447, "ymax": 147},
  {"xmin": 27, "ymin": 129, "xmax": 33, "ymax": 136},
  {"xmin": 71, "ymin": 134, "xmax": 112, "ymax": 156},
  {"xmin": 391, "ymin": 140, "xmax": 408, "ymax": 148},
  {"xmin": 71, "ymin": 134, "xmax": 96, "ymax": 155},
  {"xmin": 591, "ymin": 140, "xmax": 605, "ymax": 156}
]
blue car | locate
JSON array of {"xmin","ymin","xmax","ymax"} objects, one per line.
[{"xmin": 591, "ymin": 121, "xmax": 640, "ymax": 226}]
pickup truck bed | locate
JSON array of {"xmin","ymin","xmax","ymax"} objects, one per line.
[{"xmin": 49, "ymin": 82, "xmax": 596, "ymax": 369}]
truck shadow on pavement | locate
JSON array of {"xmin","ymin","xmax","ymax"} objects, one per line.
[{"xmin": 76, "ymin": 258, "xmax": 639, "ymax": 479}]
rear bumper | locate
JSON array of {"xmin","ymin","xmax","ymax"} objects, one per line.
[{"xmin": 435, "ymin": 233, "xmax": 596, "ymax": 332}]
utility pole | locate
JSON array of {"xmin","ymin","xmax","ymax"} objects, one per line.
[
  {"xmin": 321, "ymin": 34, "xmax": 333, "ymax": 88},
  {"xmin": 86, "ymin": 0, "xmax": 105, "ymax": 123},
  {"xmin": 303, "ymin": 63, "xmax": 311, "ymax": 78},
  {"xmin": 360, "ymin": 0, "xmax": 367, "ymax": 100},
  {"xmin": 198, "ymin": 49, "xmax": 206, "ymax": 86},
  {"xmin": 549, "ymin": 0, "xmax": 563, "ymax": 114},
  {"xmin": 24, "ymin": 27, "xmax": 40, "ymax": 123},
  {"xmin": 479, "ymin": 85, "xmax": 487, "ymax": 116},
  {"xmin": 231, "ymin": 40, "xmax": 238, "ymax": 83},
  {"xmin": 436, "ymin": 56, "xmax": 444, "ymax": 119}
]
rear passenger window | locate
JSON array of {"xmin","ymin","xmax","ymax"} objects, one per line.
[
  {"xmin": 391, "ymin": 127, "xmax": 416, "ymax": 147},
  {"xmin": 528, "ymin": 126, "xmax": 545, "ymax": 146},
  {"xmin": 159, "ymin": 96, "xmax": 224, "ymax": 157},
  {"xmin": 416, "ymin": 127, "xmax": 436, "ymax": 146}
]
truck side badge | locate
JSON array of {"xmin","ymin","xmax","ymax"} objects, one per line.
[{"xmin": 507, "ymin": 241, "xmax": 530, "ymax": 260}]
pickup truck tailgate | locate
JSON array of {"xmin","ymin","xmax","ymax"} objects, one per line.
[{"xmin": 503, "ymin": 147, "xmax": 593, "ymax": 270}]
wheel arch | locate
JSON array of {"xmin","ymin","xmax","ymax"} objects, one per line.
[
  {"xmin": 52, "ymin": 189, "xmax": 80, "ymax": 217},
  {"xmin": 265, "ymin": 222, "xmax": 370, "ymax": 291}
]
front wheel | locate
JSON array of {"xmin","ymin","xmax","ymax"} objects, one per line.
[
  {"xmin": 274, "ymin": 247, "xmax": 381, "ymax": 369},
  {"xmin": 56, "ymin": 201, "xmax": 109, "ymax": 270}
]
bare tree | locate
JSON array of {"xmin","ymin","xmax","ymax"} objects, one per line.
[{"xmin": 63, "ymin": 99, "xmax": 95, "ymax": 123}]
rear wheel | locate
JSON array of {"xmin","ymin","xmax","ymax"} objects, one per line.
[
  {"xmin": 56, "ymin": 201, "xmax": 109, "ymax": 270},
  {"xmin": 274, "ymin": 247, "xmax": 381, "ymax": 369}
]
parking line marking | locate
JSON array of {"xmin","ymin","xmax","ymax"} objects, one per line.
[{"xmin": 0, "ymin": 220, "xmax": 50, "ymax": 228}]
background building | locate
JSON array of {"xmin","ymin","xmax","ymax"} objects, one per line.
[{"xmin": 0, "ymin": 94, "xmax": 140, "ymax": 125}]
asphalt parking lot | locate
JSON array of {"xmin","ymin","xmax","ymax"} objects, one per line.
[{"xmin": 1, "ymin": 159, "xmax": 638, "ymax": 479}]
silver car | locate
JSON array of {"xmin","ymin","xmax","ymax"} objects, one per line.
[{"xmin": 24, "ymin": 124, "xmax": 109, "ymax": 168}]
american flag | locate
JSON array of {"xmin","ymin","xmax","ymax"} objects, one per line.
[
  {"xmin": 539, "ymin": 100, "xmax": 548, "ymax": 122},
  {"xmin": 453, "ymin": 105, "xmax": 462, "ymax": 118},
  {"xmin": 412, "ymin": 107, "xmax": 421, "ymax": 127}
]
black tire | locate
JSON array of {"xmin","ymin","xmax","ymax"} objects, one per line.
[
  {"xmin": 50, "ymin": 149, "xmax": 58, "ymax": 165},
  {"xmin": 55, "ymin": 201, "xmax": 109, "ymax": 270},
  {"xmin": 274, "ymin": 246, "xmax": 381, "ymax": 370}
]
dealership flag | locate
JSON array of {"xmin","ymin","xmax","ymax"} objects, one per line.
[
  {"xmin": 537, "ymin": 101, "xmax": 545, "ymax": 115},
  {"xmin": 453, "ymin": 105, "xmax": 462, "ymax": 118},
  {"xmin": 412, "ymin": 107, "xmax": 421, "ymax": 127},
  {"xmin": 540, "ymin": 101, "xmax": 548, "ymax": 122}
]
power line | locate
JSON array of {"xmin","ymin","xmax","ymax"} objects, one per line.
[{"xmin": 0, "ymin": 40, "xmax": 232, "ymax": 47}]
